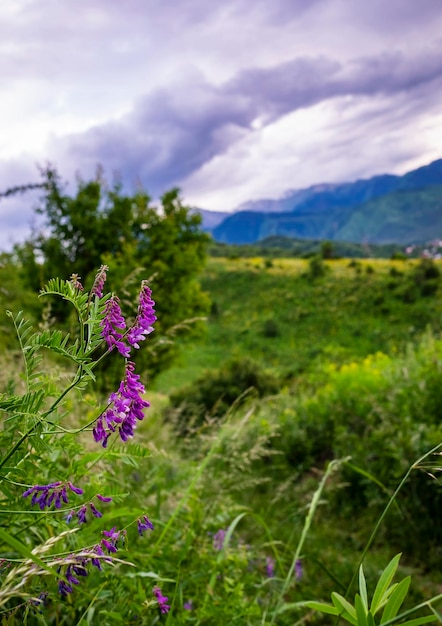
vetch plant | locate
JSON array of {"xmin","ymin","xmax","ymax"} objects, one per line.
[
  {"xmin": 305, "ymin": 553, "xmax": 438, "ymax": 626},
  {"xmin": 0, "ymin": 266, "xmax": 169, "ymax": 620}
]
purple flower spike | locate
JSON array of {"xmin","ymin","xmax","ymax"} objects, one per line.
[
  {"xmin": 100, "ymin": 296, "xmax": 128, "ymax": 356},
  {"xmin": 213, "ymin": 529, "xmax": 227, "ymax": 551},
  {"xmin": 91, "ymin": 265, "xmax": 108, "ymax": 299},
  {"xmin": 153, "ymin": 586, "xmax": 170, "ymax": 615},
  {"xmin": 266, "ymin": 556, "xmax": 275, "ymax": 578},
  {"xmin": 23, "ymin": 481, "xmax": 82, "ymax": 512},
  {"xmin": 93, "ymin": 361, "xmax": 150, "ymax": 447},
  {"xmin": 184, "ymin": 600, "xmax": 193, "ymax": 611},
  {"xmin": 69, "ymin": 273, "xmax": 83, "ymax": 291},
  {"xmin": 127, "ymin": 282, "xmax": 157, "ymax": 349},
  {"xmin": 137, "ymin": 515, "xmax": 154, "ymax": 536}
]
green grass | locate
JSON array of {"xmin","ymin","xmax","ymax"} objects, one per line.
[{"xmin": 153, "ymin": 257, "xmax": 442, "ymax": 394}]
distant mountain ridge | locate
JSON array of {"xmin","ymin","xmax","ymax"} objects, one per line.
[{"xmin": 200, "ymin": 159, "xmax": 442, "ymax": 245}]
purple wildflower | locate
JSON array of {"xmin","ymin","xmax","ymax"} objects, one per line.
[
  {"xmin": 184, "ymin": 600, "xmax": 193, "ymax": 611},
  {"xmin": 137, "ymin": 515, "xmax": 154, "ymax": 536},
  {"xmin": 69, "ymin": 273, "xmax": 83, "ymax": 291},
  {"xmin": 93, "ymin": 361, "xmax": 150, "ymax": 447},
  {"xmin": 127, "ymin": 282, "xmax": 157, "ymax": 348},
  {"xmin": 89, "ymin": 502, "xmax": 103, "ymax": 518},
  {"xmin": 213, "ymin": 529, "xmax": 227, "ymax": 551},
  {"xmin": 96, "ymin": 494, "xmax": 112, "ymax": 502},
  {"xmin": 100, "ymin": 296, "xmax": 130, "ymax": 357},
  {"xmin": 23, "ymin": 481, "xmax": 83, "ymax": 511},
  {"xmin": 295, "ymin": 559, "xmax": 303, "ymax": 581},
  {"xmin": 58, "ymin": 580, "xmax": 73, "ymax": 597},
  {"xmin": 91, "ymin": 265, "xmax": 108, "ymax": 299},
  {"xmin": 77, "ymin": 506, "xmax": 88, "ymax": 524},
  {"xmin": 101, "ymin": 527, "xmax": 124, "ymax": 553},
  {"xmin": 153, "ymin": 586, "xmax": 170, "ymax": 615},
  {"xmin": 266, "ymin": 556, "xmax": 276, "ymax": 578}
]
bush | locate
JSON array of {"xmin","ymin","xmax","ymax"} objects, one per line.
[{"xmin": 164, "ymin": 357, "xmax": 280, "ymax": 434}]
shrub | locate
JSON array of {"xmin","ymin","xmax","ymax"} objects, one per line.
[{"xmin": 164, "ymin": 357, "xmax": 280, "ymax": 434}]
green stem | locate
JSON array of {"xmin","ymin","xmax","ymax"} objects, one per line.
[{"xmin": 344, "ymin": 442, "xmax": 442, "ymax": 600}]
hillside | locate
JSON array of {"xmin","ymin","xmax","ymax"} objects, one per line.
[{"xmin": 208, "ymin": 159, "xmax": 442, "ymax": 244}]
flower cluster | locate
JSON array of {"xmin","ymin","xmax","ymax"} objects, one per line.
[
  {"xmin": 137, "ymin": 515, "xmax": 154, "ymax": 535},
  {"xmin": 91, "ymin": 264, "xmax": 108, "ymax": 299},
  {"xmin": 99, "ymin": 280, "xmax": 156, "ymax": 359},
  {"xmin": 69, "ymin": 273, "xmax": 83, "ymax": 291},
  {"xmin": 153, "ymin": 586, "xmax": 170, "ymax": 614},
  {"xmin": 127, "ymin": 282, "xmax": 157, "ymax": 348},
  {"xmin": 212, "ymin": 529, "xmax": 227, "ymax": 551},
  {"xmin": 266, "ymin": 556, "xmax": 276, "ymax": 578},
  {"xmin": 93, "ymin": 361, "xmax": 150, "ymax": 447},
  {"xmin": 100, "ymin": 296, "xmax": 129, "ymax": 357},
  {"xmin": 57, "ymin": 527, "xmax": 126, "ymax": 597},
  {"xmin": 23, "ymin": 482, "xmax": 83, "ymax": 510},
  {"xmin": 65, "ymin": 494, "xmax": 112, "ymax": 524}
]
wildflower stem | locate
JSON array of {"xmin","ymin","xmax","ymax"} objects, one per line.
[{"xmin": 345, "ymin": 442, "xmax": 442, "ymax": 601}]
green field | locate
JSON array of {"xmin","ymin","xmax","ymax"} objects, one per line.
[{"xmin": 2, "ymin": 254, "xmax": 442, "ymax": 624}]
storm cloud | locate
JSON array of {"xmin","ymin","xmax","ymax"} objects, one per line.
[{"xmin": 0, "ymin": 0, "xmax": 442, "ymax": 247}]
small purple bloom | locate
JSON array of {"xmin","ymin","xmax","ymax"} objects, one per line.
[
  {"xmin": 153, "ymin": 586, "xmax": 170, "ymax": 615},
  {"xmin": 69, "ymin": 273, "xmax": 83, "ymax": 291},
  {"xmin": 137, "ymin": 515, "xmax": 154, "ymax": 536},
  {"xmin": 184, "ymin": 600, "xmax": 193, "ymax": 611},
  {"xmin": 91, "ymin": 265, "xmax": 108, "ymax": 299},
  {"xmin": 266, "ymin": 556, "xmax": 276, "ymax": 578},
  {"xmin": 213, "ymin": 529, "xmax": 227, "ymax": 551},
  {"xmin": 101, "ymin": 527, "xmax": 124, "ymax": 553},
  {"xmin": 89, "ymin": 503, "xmax": 103, "ymax": 518},
  {"xmin": 295, "ymin": 559, "xmax": 303, "ymax": 581},
  {"xmin": 96, "ymin": 494, "xmax": 112, "ymax": 502},
  {"xmin": 68, "ymin": 482, "xmax": 84, "ymax": 495},
  {"xmin": 127, "ymin": 282, "xmax": 157, "ymax": 348},
  {"xmin": 77, "ymin": 506, "xmax": 88, "ymax": 524},
  {"xmin": 58, "ymin": 580, "xmax": 73, "ymax": 597}
]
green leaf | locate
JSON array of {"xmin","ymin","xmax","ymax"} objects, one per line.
[
  {"xmin": 303, "ymin": 601, "xmax": 340, "ymax": 616},
  {"xmin": 0, "ymin": 528, "xmax": 53, "ymax": 574},
  {"xmin": 359, "ymin": 563, "xmax": 369, "ymax": 611},
  {"xmin": 399, "ymin": 616, "xmax": 438, "ymax": 626},
  {"xmin": 331, "ymin": 592, "xmax": 358, "ymax": 625},
  {"xmin": 371, "ymin": 553, "xmax": 402, "ymax": 615},
  {"xmin": 381, "ymin": 576, "xmax": 411, "ymax": 623},
  {"xmin": 355, "ymin": 593, "xmax": 368, "ymax": 626}
]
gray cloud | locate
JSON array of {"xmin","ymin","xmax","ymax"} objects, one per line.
[{"xmin": 50, "ymin": 45, "xmax": 442, "ymax": 196}]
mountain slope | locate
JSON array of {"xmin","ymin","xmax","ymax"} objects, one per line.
[{"xmin": 211, "ymin": 159, "xmax": 442, "ymax": 245}]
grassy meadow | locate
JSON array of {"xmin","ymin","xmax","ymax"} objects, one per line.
[{"xmin": 1, "ymin": 254, "xmax": 442, "ymax": 624}]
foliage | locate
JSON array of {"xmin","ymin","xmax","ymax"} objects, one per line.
[
  {"xmin": 15, "ymin": 166, "xmax": 211, "ymax": 377},
  {"xmin": 153, "ymin": 257, "xmax": 442, "ymax": 394},
  {"xmin": 164, "ymin": 356, "xmax": 280, "ymax": 434},
  {"xmin": 2, "ymin": 253, "xmax": 442, "ymax": 624},
  {"xmin": 305, "ymin": 554, "xmax": 438, "ymax": 626}
]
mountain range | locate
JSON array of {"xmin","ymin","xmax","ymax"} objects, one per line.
[{"xmin": 196, "ymin": 159, "xmax": 442, "ymax": 245}]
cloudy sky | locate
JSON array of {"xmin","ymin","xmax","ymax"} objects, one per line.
[{"xmin": 1, "ymin": 0, "xmax": 442, "ymax": 249}]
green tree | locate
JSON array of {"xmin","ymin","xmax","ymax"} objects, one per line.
[{"xmin": 16, "ymin": 165, "xmax": 211, "ymax": 377}]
